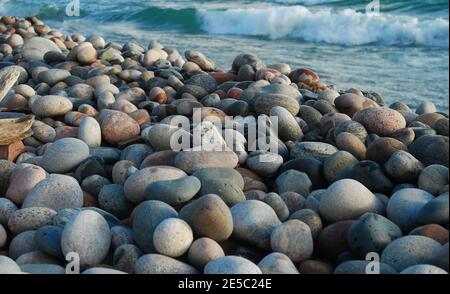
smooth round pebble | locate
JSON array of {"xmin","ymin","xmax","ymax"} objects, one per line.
[
  {"xmin": 23, "ymin": 174, "xmax": 83, "ymax": 211},
  {"xmin": 187, "ymin": 237, "xmax": 225, "ymax": 269},
  {"xmin": 381, "ymin": 235, "xmax": 442, "ymax": 272},
  {"xmin": 204, "ymin": 256, "xmax": 262, "ymax": 274},
  {"xmin": 270, "ymin": 220, "xmax": 314, "ymax": 262},
  {"xmin": 153, "ymin": 218, "xmax": 193, "ymax": 257},
  {"xmin": 61, "ymin": 210, "xmax": 112, "ymax": 266}
]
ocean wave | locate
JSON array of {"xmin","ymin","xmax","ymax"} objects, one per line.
[{"xmin": 198, "ymin": 6, "xmax": 449, "ymax": 47}]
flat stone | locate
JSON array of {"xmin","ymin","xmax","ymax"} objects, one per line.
[{"xmin": 8, "ymin": 207, "xmax": 56, "ymax": 235}]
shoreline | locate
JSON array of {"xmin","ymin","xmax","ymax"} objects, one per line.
[{"xmin": 0, "ymin": 15, "xmax": 449, "ymax": 275}]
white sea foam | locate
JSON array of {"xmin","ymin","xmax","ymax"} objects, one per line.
[{"xmin": 199, "ymin": 5, "xmax": 449, "ymax": 47}]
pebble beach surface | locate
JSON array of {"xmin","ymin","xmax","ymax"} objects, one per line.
[{"xmin": 0, "ymin": 16, "xmax": 449, "ymax": 274}]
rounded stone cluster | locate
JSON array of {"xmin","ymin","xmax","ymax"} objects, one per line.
[{"xmin": 0, "ymin": 15, "xmax": 448, "ymax": 274}]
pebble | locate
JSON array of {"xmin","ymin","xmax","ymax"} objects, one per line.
[
  {"xmin": 0, "ymin": 223, "xmax": 6, "ymax": 248},
  {"xmin": 41, "ymin": 138, "xmax": 90, "ymax": 173},
  {"xmin": 19, "ymin": 264, "xmax": 65, "ymax": 274},
  {"xmin": 279, "ymin": 158, "xmax": 326, "ymax": 189},
  {"xmin": 37, "ymin": 69, "xmax": 71, "ymax": 86},
  {"xmin": 0, "ymin": 160, "xmax": 16, "ymax": 196},
  {"xmin": 61, "ymin": 210, "xmax": 111, "ymax": 266},
  {"xmin": 112, "ymin": 244, "xmax": 142, "ymax": 274},
  {"xmin": 8, "ymin": 207, "xmax": 56, "ymax": 234},
  {"xmin": 400, "ymin": 264, "xmax": 448, "ymax": 274},
  {"xmin": 275, "ymin": 170, "xmax": 312, "ymax": 196},
  {"xmin": 124, "ymin": 166, "xmax": 186, "ymax": 204},
  {"xmin": 416, "ymin": 101, "xmax": 437, "ymax": 115},
  {"xmin": 409, "ymin": 224, "xmax": 449, "ymax": 245},
  {"xmin": 298, "ymin": 260, "xmax": 334, "ymax": 274},
  {"xmin": 333, "ymin": 120, "xmax": 368, "ymax": 143},
  {"xmin": 231, "ymin": 200, "xmax": 281, "ymax": 250},
  {"xmin": 81, "ymin": 175, "xmax": 111, "ymax": 198},
  {"xmin": 254, "ymin": 93, "xmax": 300, "ymax": 116},
  {"xmin": 387, "ymin": 188, "xmax": 435, "ymax": 233},
  {"xmin": 381, "ymin": 235, "xmax": 442, "ymax": 272},
  {"xmin": 270, "ymin": 106, "xmax": 303, "ymax": 142},
  {"xmin": 5, "ymin": 164, "xmax": 47, "ymax": 205},
  {"xmin": 9, "ymin": 230, "xmax": 38, "ymax": 260},
  {"xmin": 34, "ymin": 225, "xmax": 64, "ymax": 259},
  {"xmin": 392, "ymin": 127, "xmax": 415, "ymax": 145},
  {"xmin": 146, "ymin": 176, "xmax": 201, "ymax": 205},
  {"xmin": 280, "ymin": 191, "xmax": 306, "ymax": 213},
  {"xmin": 175, "ymin": 150, "xmax": 239, "ymax": 174},
  {"xmin": 78, "ymin": 117, "xmax": 101, "ymax": 147},
  {"xmin": 22, "ymin": 37, "xmax": 61, "ymax": 61},
  {"xmin": 134, "ymin": 254, "xmax": 198, "ymax": 274},
  {"xmin": 416, "ymin": 193, "xmax": 449, "ymax": 226},
  {"xmin": 335, "ymin": 132, "xmax": 366, "ymax": 160},
  {"xmin": 23, "ymin": 174, "xmax": 83, "ymax": 211},
  {"xmin": 257, "ymin": 252, "xmax": 299, "ymax": 274},
  {"xmin": 153, "ymin": 218, "xmax": 193, "ymax": 257},
  {"xmin": 384, "ymin": 150, "xmax": 424, "ymax": 182},
  {"xmin": 81, "ymin": 268, "xmax": 126, "ymax": 274},
  {"xmin": 32, "ymin": 121, "xmax": 56, "ymax": 143},
  {"xmin": 347, "ymin": 213, "xmax": 402, "ymax": 258},
  {"xmin": 417, "ymin": 164, "xmax": 449, "ymax": 195},
  {"xmin": 437, "ymin": 243, "xmax": 449, "ymax": 271},
  {"xmin": 246, "ymin": 151, "xmax": 283, "ymax": 177},
  {"xmin": 204, "ymin": 256, "xmax": 262, "ymax": 274},
  {"xmin": 120, "ymin": 144, "xmax": 153, "ymax": 166},
  {"xmin": 366, "ymin": 137, "xmax": 407, "ymax": 165},
  {"xmin": 299, "ymin": 105, "xmax": 322, "ymax": 128},
  {"xmin": 31, "ymin": 95, "xmax": 73, "ymax": 117},
  {"xmin": 0, "ymin": 256, "xmax": 22, "ymax": 274},
  {"xmin": 346, "ymin": 161, "xmax": 393, "ymax": 194},
  {"xmin": 111, "ymin": 225, "xmax": 134, "ymax": 249},
  {"xmin": 335, "ymin": 93, "xmax": 378, "ymax": 116},
  {"xmin": 74, "ymin": 156, "xmax": 107, "ymax": 182},
  {"xmin": 323, "ymin": 151, "xmax": 358, "ymax": 183},
  {"xmin": 289, "ymin": 208, "xmax": 323, "ymax": 240},
  {"xmin": 290, "ymin": 142, "xmax": 339, "ymax": 162},
  {"xmin": 132, "ymin": 200, "xmax": 178, "ymax": 253},
  {"xmin": 408, "ymin": 135, "xmax": 449, "ymax": 167},
  {"xmin": 179, "ymin": 194, "xmax": 233, "ymax": 241},
  {"xmin": 317, "ymin": 220, "xmax": 354, "ymax": 262},
  {"xmin": 435, "ymin": 118, "xmax": 449, "ymax": 136},
  {"xmin": 187, "ymin": 237, "xmax": 225, "ymax": 269},
  {"xmin": 318, "ymin": 89, "xmax": 340, "ymax": 104},
  {"xmin": 199, "ymin": 179, "xmax": 246, "ymax": 206},
  {"xmin": 262, "ymin": 192, "xmax": 290, "ymax": 221},
  {"xmin": 100, "ymin": 110, "xmax": 140, "ymax": 144},
  {"xmin": 270, "ymin": 220, "xmax": 314, "ymax": 262},
  {"xmin": 353, "ymin": 107, "xmax": 406, "ymax": 136},
  {"xmin": 98, "ymin": 184, "xmax": 134, "ymax": 219},
  {"xmin": 319, "ymin": 179, "xmax": 381, "ymax": 223}
]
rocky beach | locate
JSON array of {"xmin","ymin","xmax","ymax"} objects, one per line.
[{"xmin": 0, "ymin": 14, "xmax": 449, "ymax": 275}]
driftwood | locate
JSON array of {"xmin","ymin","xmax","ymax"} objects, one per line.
[
  {"xmin": 0, "ymin": 114, "xmax": 35, "ymax": 145},
  {"xmin": 0, "ymin": 66, "xmax": 21, "ymax": 103}
]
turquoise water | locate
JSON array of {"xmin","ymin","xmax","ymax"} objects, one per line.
[{"xmin": 1, "ymin": 0, "xmax": 449, "ymax": 110}]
